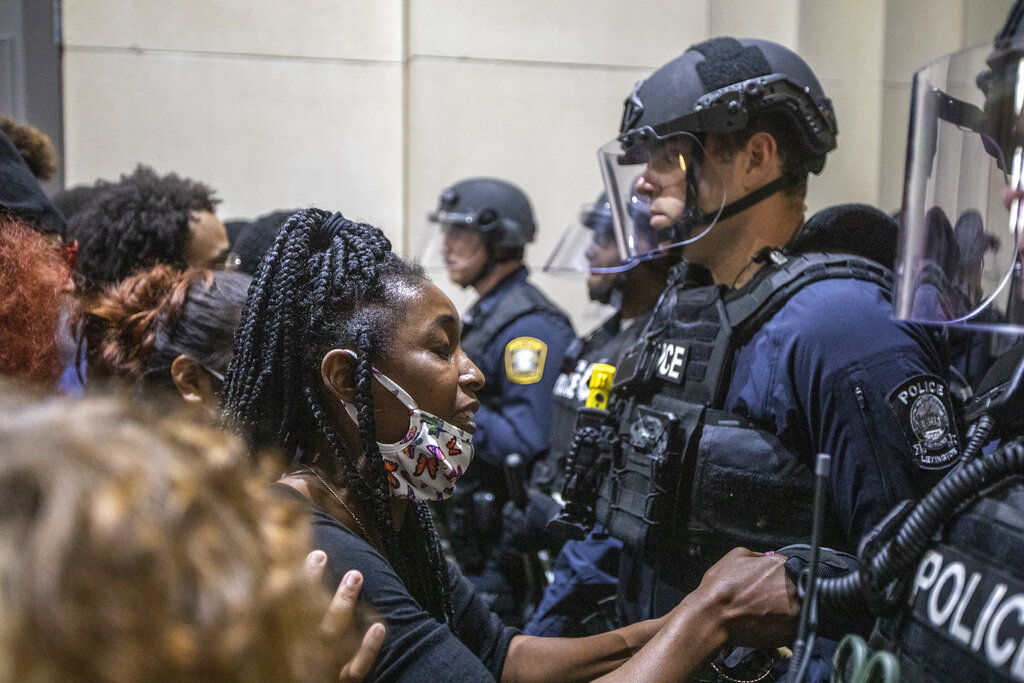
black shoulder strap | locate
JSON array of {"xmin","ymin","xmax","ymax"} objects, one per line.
[
  {"xmin": 563, "ymin": 312, "xmax": 621, "ymax": 371},
  {"xmin": 725, "ymin": 251, "xmax": 894, "ymax": 344},
  {"xmin": 467, "ymin": 282, "xmax": 561, "ymax": 351}
]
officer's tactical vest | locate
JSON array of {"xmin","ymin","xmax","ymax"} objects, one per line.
[
  {"xmin": 533, "ymin": 311, "xmax": 653, "ymax": 495},
  {"xmin": 596, "ymin": 252, "xmax": 892, "ymax": 588},
  {"xmin": 872, "ymin": 480, "xmax": 1024, "ymax": 682},
  {"xmin": 533, "ymin": 313, "xmax": 622, "ymax": 494}
]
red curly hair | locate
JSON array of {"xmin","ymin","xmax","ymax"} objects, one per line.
[
  {"xmin": 0, "ymin": 216, "xmax": 68, "ymax": 384},
  {"xmin": 85, "ymin": 264, "xmax": 205, "ymax": 382}
]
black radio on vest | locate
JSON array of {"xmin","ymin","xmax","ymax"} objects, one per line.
[{"xmin": 547, "ymin": 363, "xmax": 618, "ymax": 542}]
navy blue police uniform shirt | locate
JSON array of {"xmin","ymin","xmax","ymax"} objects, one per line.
[
  {"xmin": 726, "ymin": 275, "xmax": 960, "ymax": 547},
  {"xmin": 464, "ymin": 269, "xmax": 575, "ymax": 468}
]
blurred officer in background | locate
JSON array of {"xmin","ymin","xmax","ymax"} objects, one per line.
[
  {"xmin": 427, "ymin": 177, "xmax": 574, "ymax": 624},
  {"xmin": 516, "ymin": 190, "xmax": 685, "ymax": 636}
]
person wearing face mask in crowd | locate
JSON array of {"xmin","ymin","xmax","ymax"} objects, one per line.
[
  {"xmin": 222, "ymin": 208, "xmax": 803, "ymax": 682},
  {"xmin": 426, "ymin": 177, "xmax": 575, "ymax": 624},
  {"xmin": 589, "ymin": 36, "xmax": 965, "ymax": 678}
]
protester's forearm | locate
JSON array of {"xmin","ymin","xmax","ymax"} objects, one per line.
[
  {"xmin": 595, "ymin": 590, "xmax": 726, "ymax": 682},
  {"xmin": 501, "ymin": 615, "xmax": 666, "ymax": 683}
]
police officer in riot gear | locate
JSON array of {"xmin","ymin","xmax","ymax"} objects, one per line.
[
  {"xmin": 533, "ymin": 192, "xmax": 674, "ymax": 496},
  {"xmin": 511, "ymin": 191, "xmax": 683, "ymax": 637},
  {"xmin": 428, "ymin": 176, "xmax": 574, "ymax": 624},
  {"xmin": 802, "ymin": 7, "xmax": 1024, "ymax": 680},
  {"xmin": 593, "ymin": 37, "xmax": 963, "ymax": 634}
]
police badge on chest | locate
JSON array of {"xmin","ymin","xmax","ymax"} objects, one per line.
[{"xmin": 888, "ymin": 374, "xmax": 960, "ymax": 469}]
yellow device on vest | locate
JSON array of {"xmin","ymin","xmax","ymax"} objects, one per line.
[{"xmin": 585, "ymin": 363, "xmax": 616, "ymax": 410}]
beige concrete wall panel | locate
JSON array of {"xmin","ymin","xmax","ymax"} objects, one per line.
[
  {"xmin": 878, "ymin": 82, "xmax": 913, "ymax": 215},
  {"xmin": 965, "ymin": 0, "xmax": 1016, "ymax": 47},
  {"xmin": 709, "ymin": 0, "xmax": 800, "ymax": 48},
  {"xmin": 63, "ymin": 50, "xmax": 404, "ymax": 241},
  {"xmin": 805, "ymin": 80, "xmax": 883, "ymax": 213},
  {"xmin": 61, "ymin": 0, "xmax": 404, "ymax": 61},
  {"xmin": 409, "ymin": 0, "xmax": 707, "ymax": 68},
  {"xmin": 406, "ymin": 57, "xmax": 646, "ymax": 328},
  {"xmin": 883, "ymin": 0, "xmax": 964, "ymax": 84},
  {"xmin": 798, "ymin": 0, "xmax": 885, "ymax": 81}
]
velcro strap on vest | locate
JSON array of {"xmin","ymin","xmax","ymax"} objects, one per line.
[{"xmin": 727, "ymin": 252, "xmax": 893, "ymax": 344}]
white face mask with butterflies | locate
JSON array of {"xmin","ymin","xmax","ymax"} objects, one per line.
[{"xmin": 340, "ymin": 350, "xmax": 474, "ymax": 502}]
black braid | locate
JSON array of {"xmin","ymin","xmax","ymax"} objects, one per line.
[
  {"xmin": 352, "ymin": 328, "xmax": 413, "ymax": 590},
  {"xmin": 223, "ymin": 208, "xmax": 455, "ymax": 629},
  {"xmin": 410, "ymin": 502, "xmax": 455, "ymax": 624}
]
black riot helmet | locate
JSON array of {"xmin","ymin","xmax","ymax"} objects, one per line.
[
  {"xmin": 583, "ymin": 192, "xmax": 613, "ymax": 234},
  {"xmin": 428, "ymin": 177, "xmax": 536, "ymax": 256},
  {"xmin": 599, "ymin": 37, "xmax": 838, "ymax": 266},
  {"xmin": 544, "ymin": 190, "xmax": 658, "ymax": 277}
]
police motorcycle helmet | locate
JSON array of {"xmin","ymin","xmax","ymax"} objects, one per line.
[
  {"xmin": 599, "ymin": 37, "xmax": 838, "ymax": 269},
  {"xmin": 894, "ymin": 28, "xmax": 1024, "ymax": 334},
  {"xmin": 421, "ymin": 177, "xmax": 536, "ymax": 285}
]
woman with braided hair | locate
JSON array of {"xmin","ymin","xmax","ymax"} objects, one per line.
[{"xmin": 223, "ymin": 208, "xmax": 801, "ymax": 682}]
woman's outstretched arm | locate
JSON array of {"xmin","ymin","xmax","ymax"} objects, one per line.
[{"xmin": 501, "ymin": 548, "xmax": 798, "ymax": 683}]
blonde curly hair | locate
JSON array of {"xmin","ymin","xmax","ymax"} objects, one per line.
[
  {"xmin": 0, "ymin": 116, "xmax": 57, "ymax": 181},
  {"xmin": 0, "ymin": 388, "xmax": 352, "ymax": 681}
]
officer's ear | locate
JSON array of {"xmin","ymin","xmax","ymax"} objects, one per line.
[
  {"xmin": 741, "ymin": 130, "xmax": 781, "ymax": 189},
  {"xmin": 321, "ymin": 349, "xmax": 358, "ymax": 404}
]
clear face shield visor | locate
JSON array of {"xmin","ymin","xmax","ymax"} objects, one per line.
[
  {"xmin": 896, "ymin": 43, "xmax": 1024, "ymax": 333},
  {"xmin": 597, "ymin": 131, "xmax": 726, "ymax": 269},
  {"xmin": 543, "ymin": 197, "xmax": 656, "ymax": 275},
  {"xmin": 413, "ymin": 211, "xmax": 488, "ymax": 275}
]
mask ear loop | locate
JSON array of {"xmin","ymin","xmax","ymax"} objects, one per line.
[
  {"xmin": 336, "ymin": 349, "xmax": 475, "ymax": 458},
  {"xmin": 336, "ymin": 349, "xmax": 421, "ymax": 454},
  {"xmin": 338, "ymin": 348, "xmax": 418, "ymax": 411}
]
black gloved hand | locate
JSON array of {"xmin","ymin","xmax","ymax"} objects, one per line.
[
  {"xmin": 502, "ymin": 489, "xmax": 563, "ymax": 552},
  {"xmin": 775, "ymin": 543, "xmax": 873, "ymax": 640}
]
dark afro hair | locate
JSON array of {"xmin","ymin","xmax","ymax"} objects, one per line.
[
  {"xmin": 226, "ymin": 209, "xmax": 298, "ymax": 275},
  {"xmin": 68, "ymin": 165, "xmax": 219, "ymax": 292},
  {"xmin": 50, "ymin": 184, "xmax": 104, "ymax": 223}
]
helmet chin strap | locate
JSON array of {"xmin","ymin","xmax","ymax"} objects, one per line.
[
  {"xmin": 466, "ymin": 256, "xmax": 498, "ymax": 289},
  {"xmin": 590, "ymin": 273, "xmax": 626, "ymax": 306},
  {"xmin": 665, "ymin": 167, "xmax": 807, "ymax": 244},
  {"xmin": 608, "ymin": 284, "xmax": 625, "ymax": 310}
]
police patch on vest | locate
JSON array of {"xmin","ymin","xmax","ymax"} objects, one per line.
[
  {"xmin": 654, "ymin": 341, "xmax": 688, "ymax": 384},
  {"xmin": 888, "ymin": 374, "xmax": 959, "ymax": 470},
  {"xmin": 505, "ymin": 337, "xmax": 547, "ymax": 384},
  {"xmin": 908, "ymin": 546, "xmax": 1024, "ymax": 680}
]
